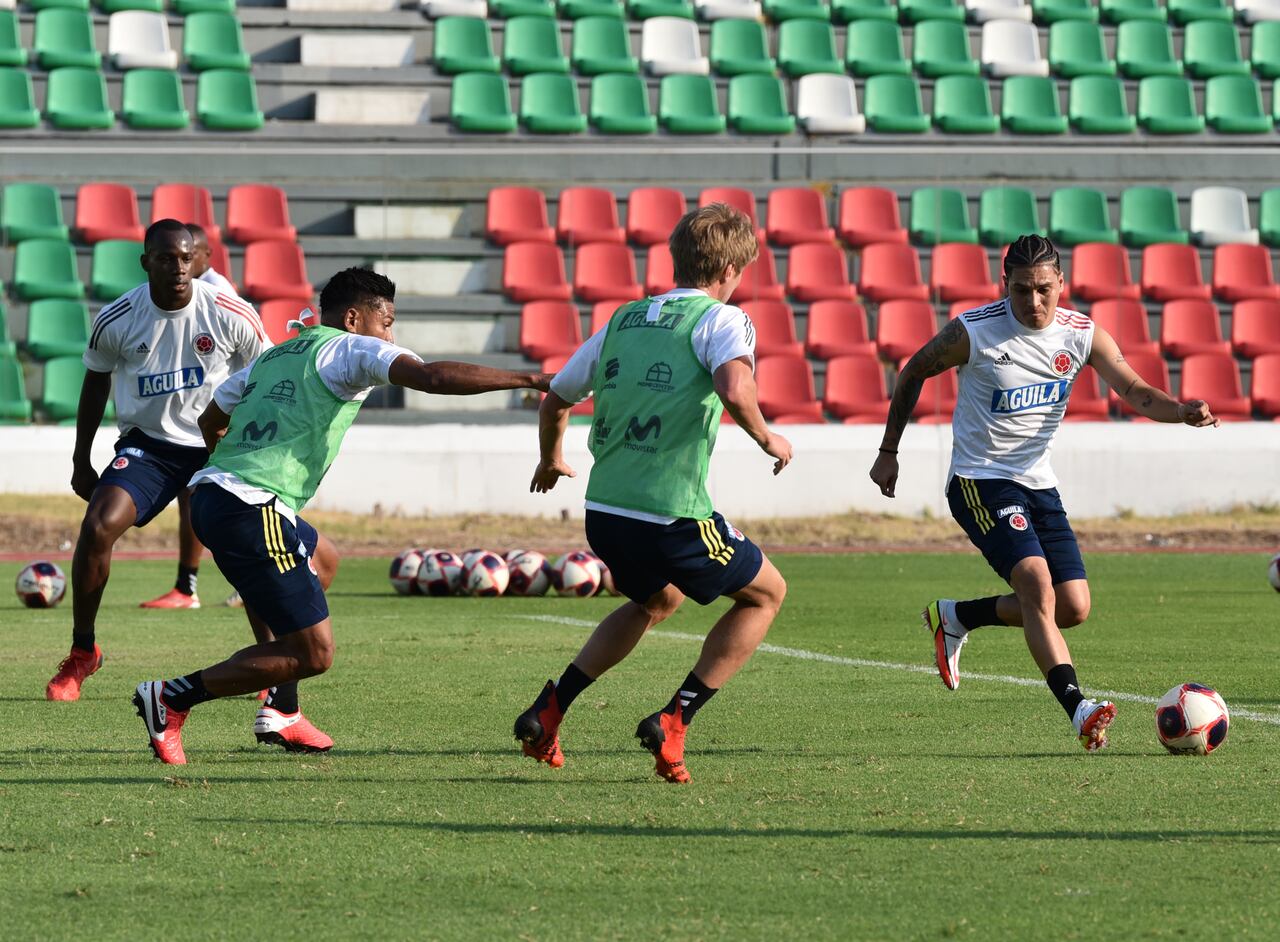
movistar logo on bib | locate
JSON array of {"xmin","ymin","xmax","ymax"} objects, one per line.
[
  {"xmin": 137, "ymin": 367, "xmax": 204, "ymax": 398},
  {"xmin": 991, "ymin": 380, "xmax": 1068, "ymax": 413}
]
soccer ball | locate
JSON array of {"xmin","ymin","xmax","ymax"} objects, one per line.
[
  {"xmin": 581, "ymin": 550, "xmax": 617, "ymax": 596},
  {"xmin": 464, "ymin": 551, "xmax": 509, "ymax": 597},
  {"xmin": 508, "ymin": 550, "xmax": 551, "ymax": 596},
  {"xmin": 1156, "ymin": 683, "xmax": 1230, "ymax": 755},
  {"xmin": 552, "ymin": 551, "xmax": 601, "ymax": 597},
  {"xmin": 16, "ymin": 561, "xmax": 66, "ymax": 608},
  {"xmin": 460, "ymin": 548, "xmax": 485, "ymax": 570},
  {"xmin": 389, "ymin": 547, "xmax": 426, "ymax": 595},
  {"xmin": 1268, "ymin": 554, "xmax": 1280, "ymax": 592},
  {"xmin": 415, "ymin": 551, "xmax": 464, "ymax": 596},
  {"xmin": 505, "ymin": 549, "xmax": 527, "ymax": 564}
]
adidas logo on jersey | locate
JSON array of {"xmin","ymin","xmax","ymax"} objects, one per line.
[
  {"xmin": 993, "ymin": 352, "xmax": 1011, "ymax": 364},
  {"xmin": 135, "ymin": 342, "xmax": 150, "ymax": 354}
]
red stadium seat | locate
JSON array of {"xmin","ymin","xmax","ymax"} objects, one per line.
[
  {"xmin": 1160, "ymin": 299, "xmax": 1230, "ymax": 358},
  {"xmin": 772, "ymin": 413, "xmax": 827, "ymax": 424},
  {"xmin": 741, "ymin": 300, "xmax": 804, "ymax": 358},
  {"xmin": 1141, "ymin": 243, "xmax": 1211, "ymax": 302},
  {"xmin": 787, "ymin": 243, "xmax": 856, "ymax": 302},
  {"xmin": 1180, "ymin": 352, "xmax": 1251, "ymax": 419},
  {"xmin": 1069, "ymin": 242, "xmax": 1141, "ymax": 301},
  {"xmin": 765, "ymin": 188, "xmax": 835, "ymax": 246},
  {"xmin": 1064, "ymin": 365, "xmax": 1109, "ymax": 420},
  {"xmin": 823, "ymin": 353, "xmax": 889, "ymax": 420},
  {"xmin": 503, "ymin": 242, "xmax": 571, "ymax": 302},
  {"xmin": 591, "ymin": 300, "xmax": 618, "ymax": 334},
  {"xmin": 1251, "ymin": 353, "xmax": 1280, "ymax": 416},
  {"xmin": 627, "ymin": 187, "xmax": 686, "ymax": 245},
  {"xmin": 1108, "ymin": 349, "xmax": 1169, "ymax": 415},
  {"xmin": 1231, "ymin": 300, "xmax": 1280, "ymax": 358},
  {"xmin": 573, "ymin": 242, "xmax": 642, "ymax": 303},
  {"xmin": 1088, "ymin": 298, "xmax": 1159, "ymax": 357},
  {"xmin": 930, "ymin": 243, "xmax": 1000, "ymax": 303},
  {"xmin": 486, "ymin": 187, "xmax": 554, "ymax": 245},
  {"xmin": 837, "ymin": 187, "xmax": 907, "ymax": 247},
  {"xmin": 207, "ymin": 237, "xmax": 234, "ymax": 290},
  {"xmin": 911, "ymin": 370, "xmax": 957, "ymax": 421},
  {"xmin": 805, "ymin": 300, "xmax": 875, "ymax": 359},
  {"xmin": 258, "ymin": 299, "xmax": 308, "ymax": 345},
  {"xmin": 520, "ymin": 301, "xmax": 583, "ymax": 361},
  {"xmin": 858, "ymin": 243, "xmax": 929, "ymax": 302},
  {"xmin": 730, "ymin": 241, "xmax": 785, "ymax": 303},
  {"xmin": 151, "ymin": 183, "xmax": 219, "ymax": 241},
  {"xmin": 225, "ymin": 184, "xmax": 296, "ymax": 244},
  {"xmin": 1211, "ymin": 244, "xmax": 1280, "ymax": 302},
  {"xmin": 644, "ymin": 243, "xmax": 674, "ymax": 295},
  {"xmin": 877, "ymin": 299, "xmax": 938, "ymax": 362},
  {"xmin": 540, "ymin": 354, "xmax": 593, "ymax": 415},
  {"xmin": 755, "ymin": 355, "xmax": 824, "ymax": 421},
  {"xmin": 698, "ymin": 186, "xmax": 758, "ymax": 229},
  {"xmin": 557, "ymin": 187, "xmax": 625, "ymax": 245},
  {"xmin": 241, "ymin": 241, "xmax": 312, "ymax": 302},
  {"xmin": 75, "ymin": 183, "xmax": 144, "ymax": 244}
]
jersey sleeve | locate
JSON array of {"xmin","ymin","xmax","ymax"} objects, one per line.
[
  {"xmin": 315, "ymin": 334, "xmax": 422, "ymax": 400},
  {"xmin": 213, "ymin": 363, "xmax": 254, "ymax": 413},
  {"xmin": 548, "ymin": 329, "xmax": 605, "ymax": 404},
  {"xmin": 215, "ymin": 293, "xmax": 272, "ymax": 365},
  {"xmin": 692, "ymin": 303, "xmax": 756, "ymax": 374},
  {"xmin": 82, "ymin": 304, "xmax": 128, "ymax": 373}
]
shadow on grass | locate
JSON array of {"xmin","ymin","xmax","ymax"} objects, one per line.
[{"xmin": 861, "ymin": 828, "xmax": 1280, "ymax": 844}]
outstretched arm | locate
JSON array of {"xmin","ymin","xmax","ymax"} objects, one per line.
[
  {"xmin": 714, "ymin": 357, "xmax": 792, "ymax": 475},
  {"xmin": 388, "ymin": 355, "xmax": 552, "ymax": 396},
  {"xmin": 1088, "ymin": 327, "xmax": 1218, "ymax": 427},
  {"xmin": 869, "ymin": 317, "xmax": 971, "ymax": 498}
]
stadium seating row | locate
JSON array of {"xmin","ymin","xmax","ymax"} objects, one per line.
[
  {"xmin": 6, "ymin": 0, "xmax": 233, "ymax": 13},
  {"xmin": 0, "ymin": 351, "xmax": 119, "ymax": 423}
]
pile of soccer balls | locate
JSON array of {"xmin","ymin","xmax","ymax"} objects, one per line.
[{"xmin": 389, "ymin": 548, "xmax": 618, "ymax": 599}]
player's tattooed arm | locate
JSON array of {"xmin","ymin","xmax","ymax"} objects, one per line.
[{"xmin": 1088, "ymin": 326, "xmax": 1219, "ymax": 427}]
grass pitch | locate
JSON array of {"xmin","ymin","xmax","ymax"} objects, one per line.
[{"xmin": 1, "ymin": 552, "xmax": 1278, "ymax": 941}]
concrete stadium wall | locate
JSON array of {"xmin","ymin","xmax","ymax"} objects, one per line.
[{"xmin": 3, "ymin": 423, "xmax": 1277, "ymax": 520}]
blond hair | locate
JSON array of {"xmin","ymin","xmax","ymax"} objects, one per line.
[{"xmin": 668, "ymin": 203, "xmax": 759, "ymax": 287}]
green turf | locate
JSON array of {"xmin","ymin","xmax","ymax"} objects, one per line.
[{"xmin": 2, "ymin": 553, "xmax": 1278, "ymax": 940}]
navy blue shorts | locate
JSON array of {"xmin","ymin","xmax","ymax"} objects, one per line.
[
  {"xmin": 947, "ymin": 476, "xmax": 1086, "ymax": 585},
  {"xmin": 585, "ymin": 509, "xmax": 764, "ymax": 606},
  {"xmin": 189, "ymin": 484, "xmax": 326, "ymax": 635},
  {"xmin": 96, "ymin": 429, "xmax": 209, "ymax": 527}
]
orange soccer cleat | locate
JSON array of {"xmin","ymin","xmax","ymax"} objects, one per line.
[
  {"xmin": 140, "ymin": 589, "xmax": 201, "ymax": 609},
  {"xmin": 254, "ymin": 707, "xmax": 334, "ymax": 752},
  {"xmin": 635, "ymin": 709, "xmax": 691, "ymax": 784},
  {"xmin": 514, "ymin": 680, "xmax": 565, "ymax": 768},
  {"xmin": 133, "ymin": 680, "xmax": 189, "ymax": 765},
  {"xmin": 45, "ymin": 644, "xmax": 104, "ymax": 701},
  {"xmin": 1074, "ymin": 699, "xmax": 1118, "ymax": 753}
]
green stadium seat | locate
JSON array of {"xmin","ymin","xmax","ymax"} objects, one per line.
[
  {"xmin": 35, "ymin": 10, "xmax": 103, "ymax": 70},
  {"xmin": 728, "ymin": 73, "xmax": 796, "ymax": 133},
  {"xmin": 1048, "ymin": 21, "xmax": 1116, "ymax": 77},
  {"xmin": 13, "ymin": 239, "xmax": 85, "ymax": 301},
  {"xmin": 932, "ymin": 74, "xmax": 1000, "ymax": 132},
  {"xmin": 1259, "ymin": 188, "xmax": 1280, "ymax": 246},
  {"xmin": 979, "ymin": 186, "xmax": 1045, "ymax": 246},
  {"xmin": 0, "ymin": 302, "xmax": 14, "ymax": 357},
  {"xmin": 28, "ymin": 0, "xmax": 90, "ymax": 10},
  {"xmin": 588, "ymin": 72, "xmax": 656, "ymax": 132},
  {"xmin": 433, "ymin": 17, "xmax": 500, "ymax": 74},
  {"xmin": 1183, "ymin": 20, "xmax": 1250, "ymax": 79},
  {"xmin": 899, "ymin": 0, "xmax": 965, "ymax": 22},
  {"xmin": 1116, "ymin": 22, "xmax": 1181, "ymax": 78},
  {"xmin": 519, "ymin": 72, "xmax": 587, "ymax": 132},
  {"xmin": 505, "ymin": 17, "xmax": 570, "ymax": 75},
  {"xmin": 45, "ymin": 67, "xmax": 115, "ymax": 130},
  {"xmin": 832, "ymin": 0, "xmax": 898, "ymax": 20},
  {"xmin": 910, "ymin": 187, "xmax": 978, "ymax": 245},
  {"xmin": 2, "ymin": 184, "xmax": 70, "ymax": 243},
  {"xmin": 492, "ymin": 0, "xmax": 557, "ymax": 14},
  {"xmin": 0, "ymin": 68, "xmax": 39, "ymax": 129},
  {"xmin": 1001, "ymin": 75, "xmax": 1068, "ymax": 133},
  {"xmin": 121, "ymin": 68, "xmax": 191, "ymax": 129},
  {"xmin": 184, "ymin": 13, "xmax": 251, "ymax": 71},
  {"xmin": 90, "ymin": 240, "xmax": 147, "ymax": 301},
  {"xmin": 778, "ymin": 21, "xmax": 841, "ymax": 77},
  {"xmin": 1068, "ymin": 75, "xmax": 1136, "ymax": 132},
  {"xmin": 863, "ymin": 73, "xmax": 930, "ymax": 131},
  {"xmin": 0, "ymin": 11, "xmax": 27, "ymax": 68},
  {"xmin": 196, "ymin": 70, "xmax": 265, "ymax": 130},
  {"xmin": 1101, "ymin": 0, "xmax": 1166, "ymax": 21},
  {"xmin": 1032, "ymin": 0, "xmax": 1099, "ymax": 21},
  {"xmin": 845, "ymin": 20, "xmax": 910, "ymax": 77},
  {"xmin": 762, "ymin": 0, "xmax": 832, "ymax": 19},
  {"xmin": 1049, "ymin": 187, "xmax": 1119, "ymax": 245},
  {"xmin": 913, "ymin": 19, "xmax": 979, "ymax": 78},
  {"xmin": 558, "ymin": 0, "xmax": 625, "ymax": 15},
  {"xmin": 42, "ymin": 355, "xmax": 92, "ymax": 421},
  {"xmin": 25, "ymin": 300, "xmax": 90, "ymax": 359},
  {"xmin": 1274, "ymin": 78, "xmax": 1280, "ymax": 123},
  {"xmin": 710, "ymin": 19, "xmax": 776, "ymax": 76},
  {"xmin": 172, "ymin": 0, "xmax": 236, "ymax": 11},
  {"xmin": 659, "ymin": 73, "xmax": 726, "ymax": 133},
  {"xmin": 1254, "ymin": 22, "xmax": 1280, "ymax": 80},
  {"xmin": 1167, "ymin": 0, "xmax": 1232, "ymax": 23},
  {"xmin": 1205, "ymin": 74, "xmax": 1274, "ymax": 132},
  {"xmin": 451, "ymin": 72, "xmax": 517, "ymax": 131},
  {"xmin": 1137, "ymin": 75, "xmax": 1205, "ymax": 133},
  {"xmin": 101, "ymin": 0, "xmax": 165, "ymax": 11},
  {"xmin": 1119, "ymin": 187, "xmax": 1189, "ymax": 246},
  {"xmin": 627, "ymin": 0, "xmax": 695, "ymax": 15},
  {"xmin": 572, "ymin": 17, "xmax": 639, "ymax": 74},
  {"xmin": 0, "ymin": 355, "xmax": 32, "ymax": 422}
]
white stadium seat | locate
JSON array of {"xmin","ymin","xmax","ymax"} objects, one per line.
[
  {"xmin": 641, "ymin": 17, "xmax": 710, "ymax": 76},
  {"xmin": 0, "ymin": 0, "xmax": 16, "ymax": 10},
  {"xmin": 288, "ymin": 0, "xmax": 401, "ymax": 10},
  {"xmin": 694, "ymin": 0, "xmax": 764, "ymax": 18},
  {"xmin": 796, "ymin": 74, "xmax": 866, "ymax": 134},
  {"xmin": 419, "ymin": 0, "xmax": 488, "ymax": 16},
  {"xmin": 1190, "ymin": 186, "xmax": 1260, "ymax": 246},
  {"xmin": 966, "ymin": 0, "xmax": 1032, "ymax": 21},
  {"xmin": 107, "ymin": 11, "xmax": 179, "ymax": 71},
  {"xmin": 300, "ymin": 32, "xmax": 416, "ymax": 67},
  {"xmin": 981, "ymin": 19, "xmax": 1049, "ymax": 77},
  {"xmin": 1235, "ymin": 0, "xmax": 1280, "ymax": 22}
]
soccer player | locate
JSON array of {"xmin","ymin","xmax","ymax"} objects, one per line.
[
  {"xmin": 513, "ymin": 203, "xmax": 792, "ymax": 784},
  {"xmin": 133, "ymin": 268, "xmax": 552, "ymax": 764},
  {"xmin": 868, "ymin": 234, "xmax": 1219, "ymax": 751},
  {"xmin": 46, "ymin": 220, "xmax": 270, "ymax": 701},
  {"xmin": 186, "ymin": 223, "xmax": 236, "ymax": 296}
]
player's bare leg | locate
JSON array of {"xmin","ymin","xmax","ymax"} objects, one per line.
[{"xmin": 141, "ymin": 489, "xmax": 205, "ymax": 609}]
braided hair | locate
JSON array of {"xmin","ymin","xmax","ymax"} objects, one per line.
[{"xmin": 1002, "ymin": 234, "xmax": 1061, "ymax": 279}]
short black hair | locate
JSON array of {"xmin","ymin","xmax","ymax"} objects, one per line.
[
  {"xmin": 1003, "ymin": 234, "xmax": 1061, "ymax": 279},
  {"xmin": 319, "ymin": 267, "xmax": 396, "ymax": 327},
  {"xmin": 184, "ymin": 222, "xmax": 207, "ymax": 242},
  {"xmin": 145, "ymin": 218, "xmax": 191, "ymax": 252}
]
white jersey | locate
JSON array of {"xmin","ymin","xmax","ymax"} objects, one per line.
[
  {"xmin": 198, "ymin": 268, "xmax": 237, "ymax": 296},
  {"xmin": 949, "ymin": 299, "xmax": 1094, "ymax": 490},
  {"xmin": 82, "ymin": 279, "xmax": 270, "ymax": 448}
]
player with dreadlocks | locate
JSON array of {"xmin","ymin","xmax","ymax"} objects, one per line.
[{"xmin": 868, "ymin": 235, "xmax": 1220, "ymax": 751}]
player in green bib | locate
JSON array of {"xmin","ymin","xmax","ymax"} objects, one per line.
[
  {"xmin": 133, "ymin": 268, "xmax": 552, "ymax": 764},
  {"xmin": 514, "ymin": 204, "xmax": 794, "ymax": 784}
]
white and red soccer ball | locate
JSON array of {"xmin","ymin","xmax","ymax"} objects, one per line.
[
  {"xmin": 464, "ymin": 551, "xmax": 509, "ymax": 597},
  {"xmin": 1156, "ymin": 683, "xmax": 1230, "ymax": 755},
  {"xmin": 580, "ymin": 550, "xmax": 618, "ymax": 596},
  {"xmin": 16, "ymin": 561, "xmax": 66, "ymax": 608},
  {"xmin": 389, "ymin": 547, "xmax": 426, "ymax": 595},
  {"xmin": 415, "ymin": 551, "xmax": 464, "ymax": 596},
  {"xmin": 552, "ymin": 551, "xmax": 602, "ymax": 597},
  {"xmin": 1268, "ymin": 553, "xmax": 1280, "ymax": 592},
  {"xmin": 507, "ymin": 550, "xmax": 551, "ymax": 596}
]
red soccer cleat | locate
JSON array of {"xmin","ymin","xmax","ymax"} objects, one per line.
[
  {"xmin": 514, "ymin": 680, "xmax": 565, "ymax": 768},
  {"xmin": 635, "ymin": 709, "xmax": 691, "ymax": 784},
  {"xmin": 45, "ymin": 644, "xmax": 104, "ymax": 701},
  {"xmin": 133, "ymin": 680, "xmax": 189, "ymax": 764},
  {"xmin": 254, "ymin": 707, "xmax": 334, "ymax": 752},
  {"xmin": 140, "ymin": 589, "xmax": 201, "ymax": 609}
]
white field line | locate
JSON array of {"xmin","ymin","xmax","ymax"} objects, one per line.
[{"xmin": 515, "ymin": 614, "xmax": 1280, "ymax": 728}]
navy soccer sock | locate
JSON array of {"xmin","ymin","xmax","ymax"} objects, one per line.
[
  {"xmin": 661, "ymin": 672, "xmax": 718, "ymax": 725},
  {"xmin": 953, "ymin": 596, "xmax": 1003, "ymax": 630},
  {"xmin": 175, "ymin": 565, "xmax": 199, "ymax": 597},
  {"xmin": 266, "ymin": 682, "xmax": 299, "ymax": 714},
  {"xmin": 161, "ymin": 671, "xmax": 215, "ymax": 712},
  {"xmin": 554, "ymin": 664, "xmax": 594, "ymax": 712}
]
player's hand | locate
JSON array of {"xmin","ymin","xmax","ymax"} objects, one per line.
[
  {"xmin": 869, "ymin": 451, "xmax": 898, "ymax": 498},
  {"xmin": 530, "ymin": 457, "xmax": 576, "ymax": 493},
  {"xmin": 70, "ymin": 460, "xmax": 99, "ymax": 502},
  {"xmin": 761, "ymin": 432, "xmax": 793, "ymax": 475},
  {"xmin": 1179, "ymin": 400, "xmax": 1220, "ymax": 428},
  {"xmin": 532, "ymin": 372, "xmax": 555, "ymax": 393}
]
